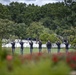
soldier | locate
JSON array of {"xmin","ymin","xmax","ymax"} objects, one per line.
[
  {"xmin": 56, "ymin": 41, "xmax": 61, "ymax": 53},
  {"xmin": 11, "ymin": 41, "xmax": 15, "ymax": 55},
  {"xmin": 65, "ymin": 41, "xmax": 69, "ymax": 53},
  {"xmin": 46, "ymin": 40, "xmax": 52, "ymax": 53},
  {"xmin": 29, "ymin": 40, "xmax": 33, "ymax": 54},
  {"xmin": 20, "ymin": 40, "xmax": 24, "ymax": 55},
  {"xmin": 38, "ymin": 40, "xmax": 42, "ymax": 53}
]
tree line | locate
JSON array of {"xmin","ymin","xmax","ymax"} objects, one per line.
[{"xmin": 0, "ymin": 1, "xmax": 76, "ymax": 48}]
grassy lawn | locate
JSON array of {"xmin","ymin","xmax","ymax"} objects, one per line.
[{"xmin": 6, "ymin": 47, "xmax": 74, "ymax": 55}]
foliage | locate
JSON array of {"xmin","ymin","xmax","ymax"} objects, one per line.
[
  {"xmin": 0, "ymin": 2, "xmax": 76, "ymax": 43},
  {"xmin": 14, "ymin": 23, "xmax": 27, "ymax": 39},
  {"xmin": 71, "ymin": 38, "xmax": 76, "ymax": 49},
  {"xmin": 0, "ymin": 19, "xmax": 14, "ymax": 50},
  {"xmin": 40, "ymin": 33, "xmax": 59, "ymax": 43},
  {"xmin": 66, "ymin": 52, "xmax": 76, "ymax": 70},
  {"xmin": 0, "ymin": 3, "xmax": 11, "ymax": 19},
  {"xmin": 0, "ymin": 19, "xmax": 14, "ymax": 39},
  {"xmin": 39, "ymin": 33, "xmax": 51, "ymax": 43},
  {"xmin": 26, "ymin": 22, "xmax": 44, "ymax": 39},
  {"xmin": 0, "ymin": 52, "xmax": 73, "ymax": 75},
  {"xmin": 0, "ymin": 48, "xmax": 10, "ymax": 60}
]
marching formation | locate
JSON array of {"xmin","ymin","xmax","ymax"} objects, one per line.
[{"xmin": 11, "ymin": 40, "xmax": 69, "ymax": 55}]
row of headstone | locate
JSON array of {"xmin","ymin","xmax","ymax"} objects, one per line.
[{"xmin": 2, "ymin": 40, "xmax": 71, "ymax": 48}]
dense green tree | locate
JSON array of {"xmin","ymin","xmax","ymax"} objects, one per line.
[
  {"xmin": 7, "ymin": 2, "xmax": 27, "ymax": 23},
  {"xmin": 14, "ymin": 23, "xmax": 27, "ymax": 39},
  {"xmin": 40, "ymin": 33, "xmax": 59, "ymax": 43},
  {"xmin": 26, "ymin": 22, "xmax": 44, "ymax": 39},
  {"xmin": 0, "ymin": 19, "xmax": 14, "ymax": 50},
  {"xmin": 0, "ymin": 1, "xmax": 76, "ymax": 44},
  {"xmin": 0, "ymin": 19, "xmax": 14, "ymax": 39},
  {"xmin": 0, "ymin": 3, "xmax": 11, "ymax": 19},
  {"xmin": 71, "ymin": 38, "xmax": 76, "ymax": 49}
]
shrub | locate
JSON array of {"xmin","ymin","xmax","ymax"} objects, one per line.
[
  {"xmin": 0, "ymin": 49, "xmax": 10, "ymax": 60},
  {"xmin": 71, "ymin": 38, "xmax": 76, "ymax": 49},
  {"xmin": 1, "ymin": 51, "xmax": 76, "ymax": 75}
]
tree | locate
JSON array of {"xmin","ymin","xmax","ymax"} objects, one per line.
[
  {"xmin": 0, "ymin": 3, "xmax": 11, "ymax": 19},
  {"xmin": 64, "ymin": 0, "xmax": 73, "ymax": 6},
  {"xmin": 0, "ymin": 19, "xmax": 14, "ymax": 39},
  {"xmin": 39, "ymin": 33, "xmax": 51, "ymax": 43},
  {"xmin": 26, "ymin": 22, "xmax": 44, "ymax": 39},
  {"xmin": 14, "ymin": 23, "xmax": 27, "ymax": 39},
  {"xmin": 0, "ymin": 19, "xmax": 14, "ymax": 50},
  {"xmin": 40, "ymin": 33, "xmax": 59, "ymax": 43},
  {"xmin": 8, "ymin": 2, "xmax": 27, "ymax": 23},
  {"xmin": 71, "ymin": 38, "xmax": 76, "ymax": 49},
  {"xmin": 0, "ymin": 2, "xmax": 76, "ymax": 44},
  {"xmin": 61, "ymin": 27, "xmax": 76, "ymax": 43}
]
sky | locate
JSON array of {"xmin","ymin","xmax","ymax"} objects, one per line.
[{"xmin": 0, "ymin": 0, "xmax": 64, "ymax": 6}]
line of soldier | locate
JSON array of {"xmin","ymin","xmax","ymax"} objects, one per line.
[{"xmin": 11, "ymin": 40, "xmax": 69, "ymax": 55}]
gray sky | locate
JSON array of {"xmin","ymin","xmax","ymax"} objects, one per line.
[{"xmin": 0, "ymin": 0, "xmax": 64, "ymax": 6}]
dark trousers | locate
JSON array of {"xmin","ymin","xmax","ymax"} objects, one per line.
[
  {"xmin": 12, "ymin": 48, "xmax": 15, "ymax": 55},
  {"xmin": 58, "ymin": 48, "xmax": 60, "ymax": 53},
  {"xmin": 39, "ymin": 48, "xmax": 42, "ymax": 53},
  {"xmin": 21, "ymin": 48, "xmax": 23, "ymax": 55},
  {"xmin": 30, "ymin": 48, "xmax": 33, "ymax": 54},
  {"xmin": 47, "ymin": 48, "xmax": 51, "ymax": 53},
  {"xmin": 66, "ymin": 48, "xmax": 69, "ymax": 53}
]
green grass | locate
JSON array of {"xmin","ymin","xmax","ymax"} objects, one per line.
[
  {"xmin": 6, "ymin": 47, "xmax": 74, "ymax": 55},
  {"xmin": 1, "ymin": 47, "xmax": 74, "ymax": 75}
]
